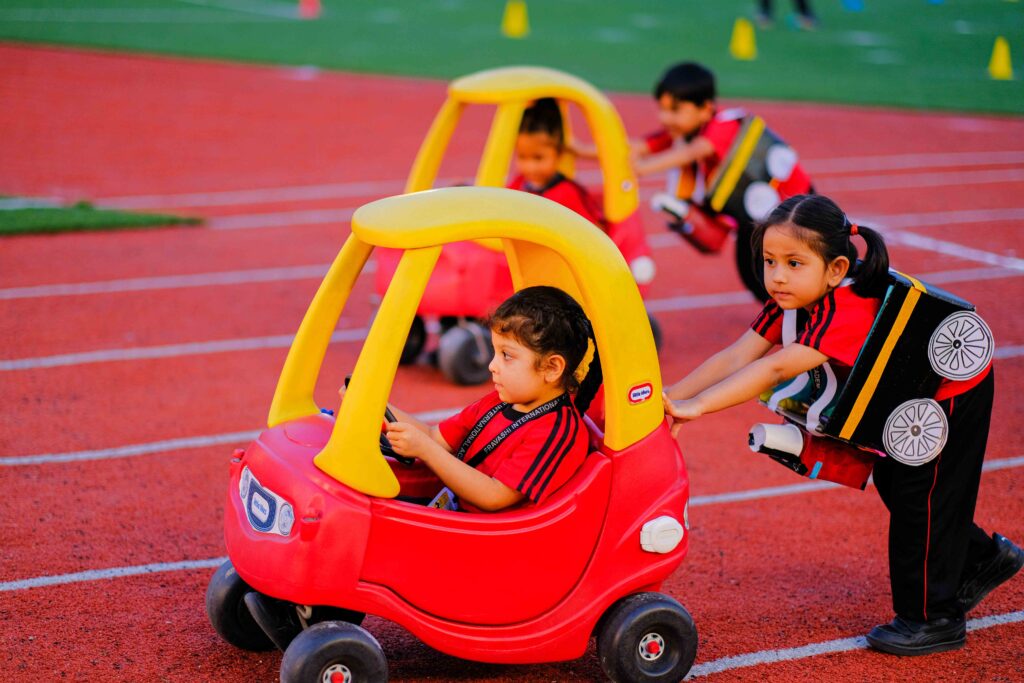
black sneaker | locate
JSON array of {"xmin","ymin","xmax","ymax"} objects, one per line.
[
  {"xmin": 958, "ymin": 533, "xmax": 1024, "ymax": 613},
  {"xmin": 866, "ymin": 616, "xmax": 966, "ymax": 656}
]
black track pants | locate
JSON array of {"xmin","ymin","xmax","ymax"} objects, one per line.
[{"xmin": 873, "ymin": 370, "xmax": 996, "ymax": 621}]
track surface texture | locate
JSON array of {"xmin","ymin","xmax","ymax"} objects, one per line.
[{"xmin": 1, "ymin": 44, "xmax": 1022, "ymax": 681}]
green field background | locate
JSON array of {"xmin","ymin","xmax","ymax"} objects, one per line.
[{"xmin": 0, "ymin": 0, "xmax": 1021, "ymax": 113}]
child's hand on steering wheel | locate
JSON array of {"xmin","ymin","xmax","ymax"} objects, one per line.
[{"xmin": 384, "ymin": 422, "xmax": 430, "ymax": 460}]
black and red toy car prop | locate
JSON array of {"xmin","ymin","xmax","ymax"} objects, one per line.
[{"xmin": 750, "ymin": 270, "xmax": 994, "ymax": 486}]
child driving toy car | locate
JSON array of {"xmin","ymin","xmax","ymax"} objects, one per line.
[{"xmin": 342, "ymin": 286, "xmax": 602, "ymax": 513}]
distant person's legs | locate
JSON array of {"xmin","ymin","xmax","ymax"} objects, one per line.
[{"xmin": 756, "ymin": 0, "xmax": 817, "ymax": 29}]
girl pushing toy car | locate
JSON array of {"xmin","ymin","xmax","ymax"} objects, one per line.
[
  {"xmin": 663, "ymin": 194, "xmax": 1021, "ymax": 656},
  {"xmin": 343, "ymin": 285, "xmax": 601, "ymax": 513}
]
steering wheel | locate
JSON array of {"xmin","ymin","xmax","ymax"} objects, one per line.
[{"xmin": 346, "ymin": 376, "xmax": 415, "ymax": 466}]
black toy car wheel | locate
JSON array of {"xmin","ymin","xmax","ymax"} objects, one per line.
[
  {"xmin": 597, "ymin": 593, "xmax": 697, "ymax": 682},
  {"xmin": 280, "ymin": 621, "xmax": 388, "ymax": 683},
  {"xmin": 647, "ymin": 311, "xmax": 663, "ymax": 351},
  {"xmin": 205, "ymin": 560, "xmax": 274, "ymax": 651},
  {"xmin": 400, "ymin": 315, "xmax": 427, "ymax": 365},
  {"xmin": 437, "ymin": 321, "xmax": 493, "ymax": 385}
]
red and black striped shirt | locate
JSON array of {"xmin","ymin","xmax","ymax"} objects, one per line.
[{"xmin": 438, "ymin": 391, "xmax": 587, "ymax": 507}]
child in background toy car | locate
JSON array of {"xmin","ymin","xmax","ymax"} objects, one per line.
[
  {"xmin": 508, "ymin": 98, "xmax": 607, "ymax": 228},
  {"xmin": 360, "ymin": 286, "xmax": 601, "ymax": 513},
  {"xmin": 381, "ymin": 67, "xmax": 661, "ymax": 385},
  {"xmin": 634, "ymin": 61, "xmax": 814, "ymax": 301},
  {"xmin": 663, "ymin": 194, "xmax": 1020, "ymax": 658}
]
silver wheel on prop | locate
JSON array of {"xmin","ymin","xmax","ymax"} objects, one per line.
[
  {"xmin": 883, "ymin": 398, "xmax": 948, "ymax": 466},
  {"xmin": 928, "ymin": 311, "xmax": 993, "ymax": 381}
]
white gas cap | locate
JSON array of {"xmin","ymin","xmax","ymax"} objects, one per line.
[{"xmin": 640, "ymin": 516, "xmax": 685, "ymax": 554}]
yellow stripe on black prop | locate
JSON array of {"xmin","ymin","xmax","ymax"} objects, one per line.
[
  {"xmin": 709, "ymin": 116, "xmax": 764, "ymax": 212},
  {"xmin": 839, "ymin": 274, "xmax": 928, "ymax": 440}
]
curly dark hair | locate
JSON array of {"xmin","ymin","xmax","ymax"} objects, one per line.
[{"xmin": 488, "ymin": 286, "xmax": 602, "ymax": 413}]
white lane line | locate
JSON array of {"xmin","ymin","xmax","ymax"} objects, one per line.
[
  {"xmin": 880, "ymin": 230, "xmax": 1024, "ymax": 272},
  {"xmin": 1, "ymin": 253, "xmax": 1018, "ymax": 304},
  {"xmin": 803, "ymin": 150, "xmax": 1024, "ymax": 174},
  {"xmin": 176, "ymin": 0, "xmax": 300, "ymax": 20},
  {"xmin": 995, "ymin": 346, "xmax": 1024, "ymax": 360},
  {"xmin": 101, "ymin": 180, "xmax": 405, "ymax": 210},
  {"xmin": 0, "ymin": 558, "xmax": 228, "ymax": 592},
  {"xmin": 0, "ymin": 264, "xmax": 333, "ymax": 301},
  {"xmin": 861, "ymin": 207, "xmax": 1024, "ymax": 230},
  {"xmin": 0, "ymin": 328, "xmax": 366, "ymax": 371},
  {"xmin": 208, "ymin": 207, "xmax": 355, "ymax": 230},
  {"xmin": 0, "ymin": 408, "xmax": 459, "ymax": 465},
  {"xmin": 3, "ymin": 268, "xmax": 1022, "ymax": 370},
  {"xmin": 687, "ymin": 610, "xmax": 1024, "ymax": 678},
  {"xmin": 817, "ymin": 168, "xmax": 1024, "ymax": 193},
  {"xmin": 91, "ymin": 152, "xmax": 1024, "ymax": 210},
  {"xmin": 691, "ymin": 455, "xmax": 1024, "ymax": 507},
  {"xmin": 2, "ymin": 565, "xmax": 1018, "ymax": 680},
  {"xmin": 0, "ymin": 456, "xmax": 1020, "ymax": 603}
]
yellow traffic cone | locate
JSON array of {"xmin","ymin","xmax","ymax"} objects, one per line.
[
  {"xmin": 730, "ymin": 18, "xmax": 757, "ymax": 61},
  {"xmin": 502, "ymin": 0, "xmax": 529, "ymax": 39},
  {"xmin": 989, "ymin": 36, "xmax": 1013, "ymax": 80}
]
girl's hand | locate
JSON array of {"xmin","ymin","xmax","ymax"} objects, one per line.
[
  {"xmin": 384, "ymin": 422, "xmax": 431, "ymax": 460},
  {"xmin": 663, "ymin": 393, "xmax": 703, "ymax": 437}
]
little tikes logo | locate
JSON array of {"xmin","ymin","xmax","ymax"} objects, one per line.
[{"xmin": 628, "ymin": 382, "xmax": 653, "ymax": 404}]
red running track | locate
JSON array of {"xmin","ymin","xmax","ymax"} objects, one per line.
[{"xmin": 1, "ymin": 44, "xmax": 1022, "ymax": 681}]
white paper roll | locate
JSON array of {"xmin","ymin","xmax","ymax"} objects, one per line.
[{"xmin": 749, "ymin": 423, "xmax": 804, "ymax": 456}]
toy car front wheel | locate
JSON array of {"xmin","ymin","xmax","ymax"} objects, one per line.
[
  {"xmin": 438, "ymin": 321, "xmax": 493, "ymax": 385},
  {"xmin": 205, "ymin": 560, "xmax": 274, "ymax": 651},
  {"xmin": 280, "ymin": 621, "xmax": 388, "ymax": 683},
  {"xmin": 597, "ymin": 593, "xmax": 697, "ymax": 682}
]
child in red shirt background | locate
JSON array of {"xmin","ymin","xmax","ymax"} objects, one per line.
[
  {"xmin": 663, "ymin": 194, "xmax": 1021, "ymax": 656},
  {"xmin": 634, "ymin": 61, "xmax": 814, "ymax": 301},
  {"xmin": 507, "ymin": 97, "xmax": 606, "ymax": 228}
]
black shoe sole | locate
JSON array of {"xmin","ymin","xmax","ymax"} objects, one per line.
[
  {"xmin": 958, "ymin": 538, "xmax": 1024, "ymax": 613},
  {"xmin": 866, "ymin": 634, "xmax": 966, "ymax": 657}
]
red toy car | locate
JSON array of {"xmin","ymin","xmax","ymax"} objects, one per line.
[{"xmin": 206, "ymin": 187, "xmax": 696, "ymax": 682}]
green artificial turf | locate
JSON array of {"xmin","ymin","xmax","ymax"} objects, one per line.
[
  {"xmin": 0, "ymin": 199, "xmax": 200, "ymax": 236},
  {"xmin": 0, "ymin": 0, "xmax": 1020, "ymax": 113}
]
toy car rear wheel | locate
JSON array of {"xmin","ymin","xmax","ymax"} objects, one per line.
[
  {"xmin": 205, "ymin": 560, "xmax": 274, "ymax": 651},
  {"xmin": 400, "ymin": 315, "xmax": 427, "ymax": 365},
  {"xmin": 597, "ymin": 593, "xmax": 697, "ymax": 682},
  {"xmin": 438, "ymin": 321, "xmax": 493, "ymax": 385},
  {"xmin": 280, "ymin": 621, "xmax": 388, "ymax": 683}
]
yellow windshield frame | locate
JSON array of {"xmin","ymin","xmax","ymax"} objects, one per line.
[
  {"xmin": 269, "ymin": 187, "xmax": 661, "ymax": 498},
  {"xmin": 405, "ymin": 66, "xmax": 638, "ymax": 223}
]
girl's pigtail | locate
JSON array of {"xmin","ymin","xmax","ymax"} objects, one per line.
[
  {"xmin": 574, "ymin": 321, "xmax": 603, "ymax": 415},
  {"xmin": 850, "ymin": 224, "xmax": 890, "ymax": 298}
]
